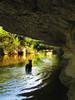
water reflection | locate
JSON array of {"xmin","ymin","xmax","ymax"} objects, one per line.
[{"xmin": 0, "ymin": 51, "xmax": 59, "ymax": 100}]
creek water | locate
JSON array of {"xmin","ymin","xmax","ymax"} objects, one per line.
[{"xmin": 0, "ymin": 52, "xmax": 68, "ymax": 100}]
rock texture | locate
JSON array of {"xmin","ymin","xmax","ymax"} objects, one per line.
[
  {"xmin": 59, "ymin": 50, "xmax": 75, "ymax": 100},
  {"xmin": 0, "ymin": 1, "xmax": 75, "ymax": 100},
  {"xmin": 0, "ymin": 0, "xmax": 75, "ymax": 45}
]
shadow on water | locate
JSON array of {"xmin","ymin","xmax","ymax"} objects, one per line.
[
  {"xmin": 0, "ymin": 53, "xmax": 69, "ymax": 100},
  {"xmin": 19, "ymin": 76, "xmax": 68, "ymax": 100},
  {"xmin": 19, "ymin": 59, "xmax": 69, "ymax": 100}
]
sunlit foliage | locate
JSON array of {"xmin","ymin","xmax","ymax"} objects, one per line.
[
  {"xmin": 0, "ymin": 26, "xmax": 47, "ymax": 56},
  {"xmin": 0, "ymin": 26, "xmax": 8, "ymax": 37},
  {"xmin": 0, "ymin": 27, "xmax": 20, "ymax": 54}
]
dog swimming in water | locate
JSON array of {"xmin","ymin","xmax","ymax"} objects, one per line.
[{"xmin": 25, "ymin": 60, "xmax": 32, "ymax": 74}]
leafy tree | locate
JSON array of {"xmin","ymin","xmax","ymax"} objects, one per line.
[{"xmin": 0, "ymin": 27, "xmax": 20, "ymax": 53}]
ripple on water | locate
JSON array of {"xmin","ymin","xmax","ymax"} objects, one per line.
[{"xmin": 0, "ymin": 57, "xmax": 57, "ymax": 100}]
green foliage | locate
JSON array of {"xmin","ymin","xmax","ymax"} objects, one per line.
[
  {"xmin": 0, "ymin": 26, "xmax": 8, "ymax": 37},
  {"xmin": 10, "ymin": 34, "xmax": 20, "ymax": 49},
  {"xmin": 24, "ymin": 37, "xmax": 43, "ymax": 51},
  {"xmin": 0, "ymin": 26, "xmax": 45, "ymax": 55},
  {"xmin": 0, "ymin": 27, "xmax": 20, "ymax": 53},
  {"xmin": 24, "ymin": 37, "xmax": 33, "ymax": 47}
]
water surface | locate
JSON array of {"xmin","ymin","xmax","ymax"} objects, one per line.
[{"xmin": 0, "ymin": 52, "xmax": 59, "ymax": 100}]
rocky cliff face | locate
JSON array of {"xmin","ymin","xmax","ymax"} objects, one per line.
[
  {"xmin": 59, "ymin": 51, "xmax": 75, "ymax": 100},
  {"xmin": 0, "ymin": 1, "xmax": 75, "ymax": 100},
  {"xmin": 0, "ymin": 0, "xmax": 75, "ymax": 45}
]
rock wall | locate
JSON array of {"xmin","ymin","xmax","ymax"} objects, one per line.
[
  {"xmin": 0, "ymin": 1, "xmax": 75, "ymax": 100},
  {"xmin": 59, "ymin": 51, "xmax": 75, "ymax": 100},
  {"xmin": 0, "ymin": 0, "xmax": 75, "ymax": 45}
]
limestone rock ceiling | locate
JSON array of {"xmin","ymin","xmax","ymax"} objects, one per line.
[{"xmin": 0, "ymin": 0, "xmax": 75, "ymax": 45}]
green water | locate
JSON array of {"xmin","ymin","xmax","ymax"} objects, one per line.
[{"xmin": 0, "ymin": 52, "xmax": 59, "ymax": 100}]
